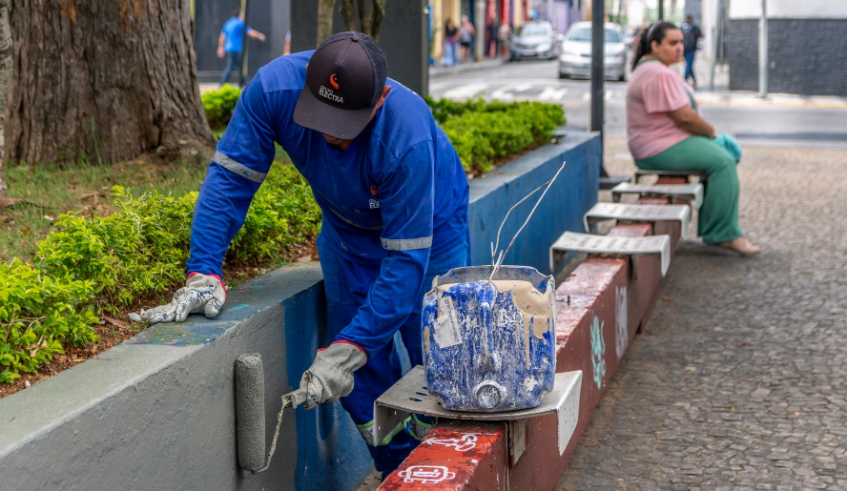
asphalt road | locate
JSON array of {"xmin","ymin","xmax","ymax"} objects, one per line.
[{"xmin": 429, "ymin": 59, "xmax": 847, "ymax": 148}]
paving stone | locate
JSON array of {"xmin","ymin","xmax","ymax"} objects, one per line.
[{"xmin": 557, "ymin": 141, "xmax": 847, "ymax": 490}]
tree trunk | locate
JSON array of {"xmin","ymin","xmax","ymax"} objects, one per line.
[
  {"xmin": 370, "ymin": 0, "xmax": 386, "ymax": 41},
  {"xmin": 0, "ymin": 0, "xmax": 10, "ymax": 198},
  {"xmin": 337, "ymin": 0, "xmax": 387, "ymax": 41},
  {"xmin": 317, "ymin": 0, "xmax": 336, "ymax": 46},
  {"xmin": 6, "ymin": 0, "xmax": 214, "ymax": 165}
]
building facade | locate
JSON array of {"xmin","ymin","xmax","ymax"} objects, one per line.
[
  {"xmin": 431, "ymin": 0, "xmax": 533, "ymax": 61},
  {"xmin": 725, "ymin": 0, "xmax": 847, "ymax": 96}
]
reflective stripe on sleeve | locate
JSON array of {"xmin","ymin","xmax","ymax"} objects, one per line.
[
  {"xmin": 212, "ymin": 151, "xmax": 267, "ymax": 183},
  {"xmin": 355, "ymin": 418, "xmax": 409, "ymax": 446},
  {"xmin": 380, "ymin": 236, "xmax": 433, "ymax": 251}
]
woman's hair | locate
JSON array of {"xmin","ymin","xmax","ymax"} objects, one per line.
[{"xmin": 632, "ymin": 21, "xmax": 678, "ymax": 69}]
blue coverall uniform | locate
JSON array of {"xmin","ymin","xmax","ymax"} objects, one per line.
[{"xmin": 187, "ymin": 51, "xmax": 470, "ymax": 473}]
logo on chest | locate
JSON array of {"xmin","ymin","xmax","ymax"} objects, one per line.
[{"xmin": 369, "ymin": 184, "xmax": 380, "ymax": 209}]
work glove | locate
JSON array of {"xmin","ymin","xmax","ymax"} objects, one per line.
[
  {"xmin": 141, "ymin": 273, "xmax": 227, "ymax": 324},
  {"xmin": 294, "ymin": 342, "xmax": 368, "ymax": 410}
]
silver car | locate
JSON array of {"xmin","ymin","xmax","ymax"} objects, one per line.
[
  {"xmin": 509, "ymin": 21, "xmax": 558, "ymax": 61},
  {"xmin": 558, "ymin": 22, "xmax": 627, "ymax": 81}
]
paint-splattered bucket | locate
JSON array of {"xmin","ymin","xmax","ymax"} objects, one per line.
[{"xmin": 423, "ymin": 265, "xmax": 556, "ymax": 412}]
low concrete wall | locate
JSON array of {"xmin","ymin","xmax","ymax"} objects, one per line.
[
  {"xmin": 0, "ymin": 133, "xmax": 600, "ymax": 491},
  {"xmin": 0, "ymin": 263, "xmax": 373, "ymax": 491},
  {"xmin": 469, "ymin": 132, "xmax": 600, "ymax": 273}
]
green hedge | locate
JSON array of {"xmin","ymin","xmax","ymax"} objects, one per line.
[
  {"xmin": 202, "ymin": 85, "xmax": 242, "ymax": 130},
  {"xmin": 426, "ymin": 97, "xmax": 566, "ymax": 173},
  {"xmin": 0, "ymin": 164, "xmax": 320, "ymax": 383},
  {"xmin": 201, "ymin": 87, "xmax": 566, "ymax": 174}
]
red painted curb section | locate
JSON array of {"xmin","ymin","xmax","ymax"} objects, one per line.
[
  {"xmin": 380, "ymin": 202, "xmax": 682, "ymax": 491},
  {"xmin": 380, "ymin": 427, "xmax": 506, "ymax": 491}
]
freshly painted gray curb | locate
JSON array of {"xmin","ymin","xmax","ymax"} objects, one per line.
[{"xmin": 0, "ymin": 133, "xmax": 600, "ymax": 491}]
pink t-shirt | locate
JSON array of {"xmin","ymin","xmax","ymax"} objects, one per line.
[{"xmin": 626, "ymin": 59, "xmax": 697, "ymax": 160}]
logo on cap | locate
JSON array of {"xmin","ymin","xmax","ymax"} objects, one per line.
[{"xmin": 330, "ymin": 74, "xmax": 339, "ymax": 90}]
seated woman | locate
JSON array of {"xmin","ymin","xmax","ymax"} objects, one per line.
[{"xmin": 626, "ymin": 21, "xmax": 760, "ymax": 256}]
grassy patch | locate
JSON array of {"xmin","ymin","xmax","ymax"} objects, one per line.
[{"xmin": 1, "ymin": 158, "xmax": 209, "ymax": 262}]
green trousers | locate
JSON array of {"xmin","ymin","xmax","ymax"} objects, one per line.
[{"xmin": 635, "ymin": 136, "xmax": 743, "ymax": 244}]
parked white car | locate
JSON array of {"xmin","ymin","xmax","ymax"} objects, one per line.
[
  {"xmin": 509, "ymin": 21, "xmax": 558, "ymax": 61},
  {"xmin": 558, "ymin": 22, "xmax": 627, "ymax": 81}
]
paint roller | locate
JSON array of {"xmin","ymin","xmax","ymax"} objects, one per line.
[{"xmin": 234, "ymin": 353, "xmax": 305, "ymax": 473}]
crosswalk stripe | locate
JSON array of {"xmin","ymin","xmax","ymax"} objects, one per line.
[
  {"xmin": 538, "ymin": 87, "xmax": 568, "ymax": 100},
  {"xmin": 582, "ymin": 90, "xmax": 614, "ymax": 101},
  {"xmin": 442, "ymin": 82, "xmax": 488, "ymax": 99}
]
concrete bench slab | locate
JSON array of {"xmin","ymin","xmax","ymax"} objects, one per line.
[
  {"xmin": 550, "ymin": 231, "xmax": 671, "ymax": 276},
  {"xmin": 583, "ymin": 202, "xmax": 690, "ymax": 235},
  {"xmin": 611, "ymin": 182, "xmax": 704, "ymax": 209},
  {"xmin": 634, "ymin": 168, "xmax": 708, "ymax": 184}
]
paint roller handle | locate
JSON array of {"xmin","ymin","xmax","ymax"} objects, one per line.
[{"xmin": 283, "ymin": 389, "xmax": 307, "ymax": 408}]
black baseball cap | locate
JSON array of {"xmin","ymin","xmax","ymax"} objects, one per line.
[{"xmin": 293, "ymin": 32, "xmax": 388, "ymax": 140}]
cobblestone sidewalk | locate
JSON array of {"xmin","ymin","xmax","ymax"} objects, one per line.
[{"xmin": 558, "ymin": 139, "xmax": 847, "ymax": 490}]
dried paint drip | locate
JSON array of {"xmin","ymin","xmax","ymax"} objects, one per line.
[
  {"xmin": 490, "ymin": 280, "xmax": 554, "ymax": 370},
  {"xmin": 424, "ymin": 266, "xmax": 557, "ymax": 413}
]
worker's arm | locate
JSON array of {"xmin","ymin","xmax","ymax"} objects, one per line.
[
  {"xmin": 295, "ymin": 141, "xmax": 435, "ymax": 407},
  {"xmin": 333, "ymin": 142, "xmax": 436, "ymax": 358},
  {"xmin": 187, "ymin": 75, "xmax": 276, "ymax": 278},
  {"xmin": 144, "ymin": 74, "xmax": 276, "ymax": 324},
  {"xmin": 668, "ymin": 105, "xmax": 716, "ymax": 138}
]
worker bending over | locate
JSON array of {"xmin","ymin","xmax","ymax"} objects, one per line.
[{"xmin": 144, "ymin": 32, "xmax": 470, "ymax": 476}]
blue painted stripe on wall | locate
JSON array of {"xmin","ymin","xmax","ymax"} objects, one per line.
[{"xmin": 283, "ymin": 283, "xmax": 374, "ymax": 491}]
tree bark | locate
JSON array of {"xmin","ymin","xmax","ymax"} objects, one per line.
[
  {"xmin": 370, "ymin": 0, "xmax": 386, "ymax": 41},
  {"xmin": 337, "ymin": 0, "xmax": 387, "ymax": 41},
  {"xmin": 340, "ymin": 0, "xmax": 358, "ymax": 32},
  {"xmin": 0, "ymin": 0, "xmax": 10, "ymax": 198},
  {"xmin": 317, "ymin": 0, "xmax": 336, "ymax": 46},
  {"xmin": 6, "ymin": 0, "xmax": 214, "ymax": 165},
  {"xmin": 356, "ymin": 0, "xmax": 371, "ymax": 36}
]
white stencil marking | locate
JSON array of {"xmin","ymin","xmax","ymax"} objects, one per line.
[{"xmin": 398, "ymin": 465, "xmax": 457, "ymax": 484}]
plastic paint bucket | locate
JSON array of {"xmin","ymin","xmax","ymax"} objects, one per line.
[{"xmin": 423, "ymin": 265, "xmax": 556, "ymax": 412}]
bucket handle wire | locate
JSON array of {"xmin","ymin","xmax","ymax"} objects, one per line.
[{"xmin": 489, "ymin": 161, "xmax": 566, "ymax": 281}]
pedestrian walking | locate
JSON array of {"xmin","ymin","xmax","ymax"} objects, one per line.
[
  {"xmin": 144, "ymin": 32, "xmax": 470, "ymax": 477},
  {"xmin": 498, "ymin": 23, "xmax": 512, "ymax": 58},
  {"xmin": 443, "ymin": 18, "xmax": 459, "ymax": 66},
  {"xmin": 488, "ymin": 16, "xmax": 500, "ymax": 57},
  {"xmin": 217, "ymin": 8, "xmax": 266, "ymax": 86},
  {"xmin": 626, "ymin": 22, "xmax": 760, "ymax": 256},
  {"xmin": 458, "ymin": 15, "xmax": 475, "ymax": 63},
  {"xmin": 681, "ymin": 15, "xmax": 703, "ymax": 87}
]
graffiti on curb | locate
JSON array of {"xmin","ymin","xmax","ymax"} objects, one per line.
[
  {"xmin": 590, "ymin": 314, "xmax": 606, "ymax": 389},
  {"xmin": 615, "ymin": 286, "xmax": 628, "ymax": 360},
  {"xmin": 398, "ymin": 465, "xmax": 456, "ymax": 484},
  {"xmin": 424, "ymin": 433, "xmax": 479, "ymax": 452}
]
